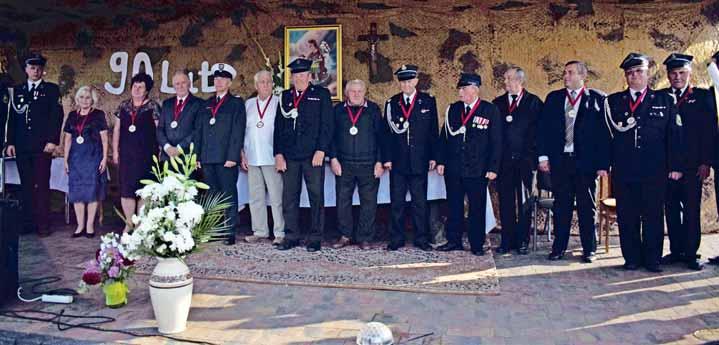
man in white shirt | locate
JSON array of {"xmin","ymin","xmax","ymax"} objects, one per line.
[{"xmin": 241, "ymin": 70, "xmax": 285, "ymax": 245}]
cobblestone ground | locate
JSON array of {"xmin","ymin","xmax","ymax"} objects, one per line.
[{"xmin": 1, "ymin": 230, "xmax": 719, "ymax": 345}]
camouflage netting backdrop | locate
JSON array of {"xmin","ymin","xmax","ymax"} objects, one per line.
[{"xmin": 1, "ymin": 0, "xmax": 718, "ymax": 232}]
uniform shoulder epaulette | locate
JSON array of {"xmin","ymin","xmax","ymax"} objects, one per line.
[{"xmin": 588, "ymin": 88, "xmax": 607, "ymax": 97}]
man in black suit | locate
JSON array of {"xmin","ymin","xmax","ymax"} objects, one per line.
[
  {"xmin": 492, "ymin": 66, "xmax": 543, "ymax": 255},
  {"xmin": 661, "ymin": 54, "xmax": 715, "ymax": 271},
  {"xmin": 157, "ymin": 71, "xmax": 202, "ymax": 162},
  {"xmin": 605, "ymin": 53, "xmax": 683, "ymax": 273},
  {"xmin": 538, "ymin": 61, "xmax": 609, "ymax": 263},
  {"xmin": 329, "ymin": 79, "xmax": 385, "ymax": 250},
  {"xmin": 436, "ymin": 73, "xmax": 502, "ymax": 256},
  {"xmin": 274, "ymin": 58, "xmax": 334, "ymax": 252},
  {"xmin": 195, "ymin": 65, "xmax": 246, "ymax": 245},
  {"xmin": 5, "ymin": 52, "xmax": 63, "ymax": 237},
  {"xmin": 382, "ymin": 64, "xmax": 439, "ymax": 251}
]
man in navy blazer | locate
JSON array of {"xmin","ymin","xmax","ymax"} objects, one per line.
[{"xmin": 537, "ymin": 61, "xmax": 610, "ymax": 263}]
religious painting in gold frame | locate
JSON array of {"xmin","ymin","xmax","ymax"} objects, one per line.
[{"xmin": 284, "ymin": 24, "xmax": 342, "ymax": 101}]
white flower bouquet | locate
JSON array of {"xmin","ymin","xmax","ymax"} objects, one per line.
[{"xmin": 120, "ymin": 145, "xmax": 231, "ymax": 259}]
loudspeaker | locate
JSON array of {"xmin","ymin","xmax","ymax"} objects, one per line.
[{"xmin": 0, "ymin": 198, "xmax": 19, "ymax": 306}]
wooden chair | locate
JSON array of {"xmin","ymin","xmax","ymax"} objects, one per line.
[{"xmin": 597, "ymin": 174, "xmax": 616, "ymax": 253}]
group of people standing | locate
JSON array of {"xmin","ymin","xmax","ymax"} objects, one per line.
[{"xmin": 4, "ymin": 50, "xmax": 719, "ymax": 274}]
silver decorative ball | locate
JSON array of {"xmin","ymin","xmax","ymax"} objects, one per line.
[{"xmin": 356, "ymin": 322, "xmax": 394, "ymax": 345}]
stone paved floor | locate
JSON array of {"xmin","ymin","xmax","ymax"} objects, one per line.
[{"xmin": 2, "ymin": 230, "xmax": 719, "ymax": 345}]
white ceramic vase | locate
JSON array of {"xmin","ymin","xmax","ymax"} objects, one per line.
[{"xmin": 149, "ymin": 257, "xmax": 194, "ymax": 334}]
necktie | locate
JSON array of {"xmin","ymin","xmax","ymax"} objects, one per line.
[
  {"xmin": 511, "ymin": 94, "xmax": 517, "ymax": 102},
  {"xmin": 634, "ymin": 91, "xmax": 642, "ymax": 102},
  {"xmin": 565, "ymin": 91, "xmax": 576, "ymax": 148},
  {"xmin": 29, "ymin": 83, "xmax": 35, "ymax": 95},
  {"xmin": 216, "ymin": 96, "xmax": 221, "ymax": 104},
  {"xmin": 405, "ymin": 96, "xmax": 411, "ymax": 106},
  {"xmin": 178, "ymin": 99, "xmax": 183, "ymax": 107},
  {"xmin": 674, "ymin": 88, "xmax": 681, "ymax": 99},
  {"xmin": 465, "ymin": 105, "xmax": 471, "ymax": 114}
]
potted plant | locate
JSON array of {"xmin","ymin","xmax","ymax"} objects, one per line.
[
  {"xmin": 80, "ymin": 233, "xmax": 135, "ymax": 308},
  {"xmin": 120, "ymin": 145, "xmax": 231, "ymax": 334}
]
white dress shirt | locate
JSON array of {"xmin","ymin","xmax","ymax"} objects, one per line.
[
  {"xmin": 27, "ymin": 79, "xmax": 42, "ymax": 91},
  {"xmin": 563, "ymin": 88, "xmax": 583, "ymax": 153},
  {"xmin": 244, "ymin": 95, "xmax": 279, "ymax": 166}
]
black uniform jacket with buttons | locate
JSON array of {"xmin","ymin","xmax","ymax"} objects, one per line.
[
  {"xmin": 437, "ymin": 100, "xmax": 502, "ymax": 178},
  {"xmin": 537, "ymin": 88, "xmax": 610, "ymax": 174},
  {"xmin": 606, "ymin": 89, "xmax": 683, "ymax": 182},
  {"xmin": 6, "ymin": 81, "xmax": 63, "ymax": 155},
  {"xmin": 329, "ymin": 100, "xmax": 385, "ymax": 165},
  {"xmin": 659, "ymin": 87, "xmax": 716, "ymax": 171},
  {"xmin": 157, "ymin": 94, "xmax": 203, "ymax": 158},
  {"xmin": 195, "ymin": 94, "xmax": 246, "ymax": 165},
  {"xmin": 492, "ymin": 90, "xmax": 543, "ymax": 162},
  {"xmin": 273, "ymin": 85, "xmax": 334, "ymax": 161},
  {"xmin": 383, "ymin": 91, "xmax": 439, "ymax": 175}
]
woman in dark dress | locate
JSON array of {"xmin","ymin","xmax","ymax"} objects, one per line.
[
  {"xmin": 112, "ymin": 73, "xmax": 160, "ymax": 233},
  {"xmin": 63, "ymin": 86, "xmax": 108, "ymax": 238}
]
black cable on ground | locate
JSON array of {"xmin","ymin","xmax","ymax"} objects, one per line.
[
  {"xmin": 0, "ymin": 309, "xmax": 218, "ymax": 345},
  {"xmin": 19, "ymin": 276, "xmax": 79, "ymax": 297}
]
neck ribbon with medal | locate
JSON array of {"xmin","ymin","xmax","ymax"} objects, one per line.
[
  {"xmin": 279, "ymin": 89, "xmax": 305, "ymax": 130},
  {"xmin": 346, "ymin": 102, "xmax": 365, "ymax": 136},
  {"xmin": 171, "ymin": 97, "xmax": 187, "ymax": 129},
  {"xmin": 209, "ymin": 94, "xmax": 228, "ymax": 126},
  {"xmin": 75, "ymin": 109, "xmax": 92, "ymax": 144},
  {"xmin": 256, "ymin": 95, "xmax": 273, "ymax": 128},
  {"xmin": 506, "ymin": 89, "xmax": 524, "ymax": 123},
  {"xmin": 603, "ymin": 88, "xmax": 647, "ymax": 138},
  {"xmin": 674, "ymin": 86, "xmax": 692, "ymax": 108},
  {"xmin": 386, "ymin": 92, "xmax": 416, "ymax": 145},
  {"xmin": 128, "ymin": 105, "xmax": 140, "ymax": 133},
  {"xmin": 565, "ymin": 87, "xmax": 584, "ymax": 119},
  {"xmin": 445, "ymin": 100, "xmax": 482, "ymax": 142}
]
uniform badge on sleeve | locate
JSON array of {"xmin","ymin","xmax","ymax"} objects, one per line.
[{"xmin": 676, "ymin": 114, "xmax": 683, "ymax": 127}]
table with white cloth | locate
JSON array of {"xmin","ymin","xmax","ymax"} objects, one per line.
[{"xmin": 236, "ymin": 165, "xmax": 497, "ymax": 232}]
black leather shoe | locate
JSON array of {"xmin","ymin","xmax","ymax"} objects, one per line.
[
  {"xmin": 622, "ymin": 263, "xmax": 640, "ymax": 270},
  {"xmin": 436, "ymin": 242, "xmax": 463, "ymax": 252},
  {"xmin": 306, "ymin": 241, "xmax": 321, "ymax": 252},
  {"xmin": 708, "ymin": 256, "xmax": 719, "ymax": 265},
  {"xmin": 661, "ymin": 253, "xmax": 685, "ymax": 265},
  {"xmin": 516, "ymin": 246, "xmax": 529, "ymax": 255},
  {"xmin": 471, "ymin": 248, "xmax": 485, "ymax": 256},
  {"xmin": 645, "ymin": 265, "xmax": 663, "ymax": 273},
  {"xmin": 223, "ymin": 236, "xmax": 236, "ymax": 245},
  {"xmin": 71, "ymin": 229, "xmax": 85, "ymax": 238},
  {"xmin": 85, "ymin": 231, "xmax": 96, "ymax": 239},
  {"xmin": 495, "ymin": 247, "xmax": 511, "ymax": 254},
  {"xmin": 386, "ymin": 242, "xmax": 404, "ymax": 251},
  {"xmin": 415, "ymin": 242, "xmax": 432, "ymax": 251},
  {"xmin": 687, "ymin": 259, "xmax": 704, "ymax": 271},
  {"xmin": 581, "ymin": 252, "xmax": 596, "ymax": 263},
  {"xmin": 547, "ymin": 251, "xmax": 565, "ymax": 261},
  {"xmin": 277, "ymin": 239, "xmax": 299, "ymax": 251}
]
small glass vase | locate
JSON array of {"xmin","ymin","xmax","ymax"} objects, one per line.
[{"xmin": 103, "ymin": 280, "xmax": 129, "ymax": 308}]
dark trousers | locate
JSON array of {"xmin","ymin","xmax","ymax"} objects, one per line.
[
  {"xmin": 614, "ymin": 178, "xmax": 665, "ymax": 267},
  {"xmin": 16, "ymin": 153, "xmax": 52, "ymax": 233},
  {"xmin": 497, "ymin": 158, "xmax": 533, "ymax": 249},
  {"xmin": 283, "ymin": 158, "xmax": 324, "ymax": 242},
  {"xmin": 445, "ymin": 174, "xmax": 488, "ymax": 251},
  {"xmin": 203, "ymin": 163, "xmax": 239, "ymax": 234},
  {"xmin": 665, "ymin": 171, "xmax": 702, "ymax": 259},
  {"xmin": 389, "ymin": 172, "xmax": 429, "ymax": 246},
  {"xmin": 335, "ymin": 163, "xmax": 379, "ymax": 242},
  {"xmin": 550, "ymin": 155, "xmax": 597, "ymax": 254}
]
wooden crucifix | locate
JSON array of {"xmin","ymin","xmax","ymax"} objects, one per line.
[{"xmin": 358, "ymin": 23, "xmax": 389, "ymax": 80}]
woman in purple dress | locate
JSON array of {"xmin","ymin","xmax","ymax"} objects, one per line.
[
  {"xmin": 112, "ymin": 73, "xmax": 160, "ymax": 233},
  {"xmin": 63, "ymin": 86, "xmax": 108, "ymax": 238}
]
